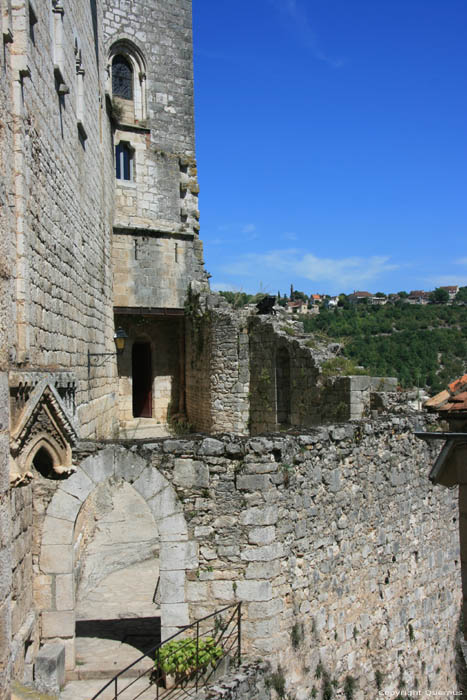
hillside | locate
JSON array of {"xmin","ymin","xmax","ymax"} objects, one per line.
[{"xmin": 301, "ymin": 303, "xmax": 467, "ymax": 393}]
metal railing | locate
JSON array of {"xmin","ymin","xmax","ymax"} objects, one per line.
[{"xmin": 90, "ymin": 602, "xmax": 242, "ymax": 700}]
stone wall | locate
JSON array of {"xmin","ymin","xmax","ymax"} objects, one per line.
[
  {"xmin": 185, "ymin": 294, "xmax": 250, "ymax": 434},
  {"xmin": 40, "ymin": 411, "xmax": 458, "ymax": 696},
  {"xmin": 0, "ymin": 2, "xmax": 14, "ymax": 695},
  {"xmin": 7, "ymin": 0, "xmax": 118, "ymax": 439},
  {"xmin": 194, "ymin": 662, "xmax": 271, "ymax": 700}
]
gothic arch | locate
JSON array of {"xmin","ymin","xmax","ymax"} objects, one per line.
[
  {"xmin": 37, "ymin": 446, "xmax": 196, "ymax": 670},
  {"xmin": 108, "ymin": 39, "xmax": 147, "ymax": 121}
]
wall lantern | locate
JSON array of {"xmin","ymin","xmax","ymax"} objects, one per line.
[
  {"xmin": 114, "ymin": 327, "xmax": 128, "ymax": 353},
  {"xmin": 87, "ymin": 328, "xmax": 128, "ymax": 381}
]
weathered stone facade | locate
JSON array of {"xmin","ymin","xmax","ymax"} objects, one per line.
[
  {"xmin": 0, "ymin": 1, "xmax": 463, "ymax": 699},
  {"xmin": 24, "ymin": 411, "xmax": 461, "ymax": 695}
]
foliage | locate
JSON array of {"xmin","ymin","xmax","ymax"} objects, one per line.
[
  {"xmin": 290, "ymin": 622, "xmax": 304, "ymax": 649},
  {"xmin": 155, "ymin": 636, "xmax": 223, "ymax": 676},
  {"xmin": 344, "ymin": 675, "xmax": 356, "ymax": 700},
  {"xmin": 302, "ymin": 303, "xmax": 467, "ymax": 392},
  {"xmin": 266, "ymin": 665, "xmax": 286, "ymax": 698},
  {"xmin": 320, "ymin": 357, "xmax": 366, "ymax": 377},
  {"xmin": 430, "ymin": 287, "xmax": 450, "ymax": 304},
  {"xmin": 375, "ymin": 669, "xmax": 384, "ymax": 691},
  {"xmin": 456, "ymin": 286, "xmax": 467, "ymax": 303}
]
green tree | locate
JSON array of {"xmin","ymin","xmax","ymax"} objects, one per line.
[
  {"xmin": 429, "ymin": 287, "xmax": 449, "ymax": 304},
  {"xmin": 456, "ymin": 286, "xmax": 467, "ymax": 303}
]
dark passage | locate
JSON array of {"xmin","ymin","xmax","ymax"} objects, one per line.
[
  {"xmin": 132, "ymin": 342, "xmax": 152, "ymax": 417},
  {"xmin": 76, "ymin": 617, "xmax": 161, "ymax": 657}
]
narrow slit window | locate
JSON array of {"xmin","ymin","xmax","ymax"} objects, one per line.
[{"xmin": 115, "ymin": 142, "xmax": 134, "ymax": 181}]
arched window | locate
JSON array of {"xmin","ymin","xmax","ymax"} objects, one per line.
[
  {"xmin": 108, "ymin": 40, "xmax": 147, "ymax": 122},
  {"xmin": 112, "ymin": 54, "xmax": 133, "ymax": 100},
  {"xmin": 115, "ymin": 141, "xmax": 134, "ymax": 181}
]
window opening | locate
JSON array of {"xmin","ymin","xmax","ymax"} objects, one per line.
[
  {"xmin": 276, "ymin": 348, "xmax": 291, "ymax": 425},
  {"xmin": 28, "ymin": 2, "xmax": 37, "ymax": 44},
  {"xmin": 132, "ymin": 342, "xmax": 152, "ymax": 418},
  {"xmin": 115, "ymin": 142, "xmax": 134, "ymax": 181},
  {"xmin": 112, "ymin": 54, "xmax": 133, "ymax": 100},
  {"xmin": 33, "ymin": 446, "xmax": 60, "ymax": 480}
]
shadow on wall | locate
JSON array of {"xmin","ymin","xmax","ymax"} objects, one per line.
[{"xmin": 76, "ymin": 617, "xmax": 161, "ymax": 657}]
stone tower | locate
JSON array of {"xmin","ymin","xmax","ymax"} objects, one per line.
[{"xmin": 104, "ymin": 0, "xmax": 209, "ymax": 437}]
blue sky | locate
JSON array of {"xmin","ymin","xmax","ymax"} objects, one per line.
[{"xmin": 192, "ymin": 0, "xmax": 467, "ymax": 297}]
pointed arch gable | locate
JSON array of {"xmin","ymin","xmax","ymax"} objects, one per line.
[{"xmin": 37, "ymin": 446, "xmax": 194, "ymax": 670}]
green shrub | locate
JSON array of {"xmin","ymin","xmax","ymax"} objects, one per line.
[{"xmin": 155, "ymin": 636, "xmax": 223, "ymax": 676}]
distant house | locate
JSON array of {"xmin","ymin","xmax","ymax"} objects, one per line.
[
  {"xmin": 286, "ymin": 300, "xmax": 306, "ymax": 315},
  {"xmin": 323, "ymin": 296, "xmax": 338, "ymax": 308},
  {"xmin": 348, "ymin": 291, "xmax": 373, "ymax": 304},
  {"xmin": 440, "ymin": 285, "xmax": 459, "ymax": 300},
  {"xmin": 408, "ymin": 290, "xmax": 430, "ymax": 305},
  {"xmin": 310, "ymin": 294, "xmax": 322, "ymax": 305}
]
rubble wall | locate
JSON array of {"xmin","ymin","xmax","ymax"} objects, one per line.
[{"xmin": 129, "ymin": 415, "xmax": 459, "ymax": 697}]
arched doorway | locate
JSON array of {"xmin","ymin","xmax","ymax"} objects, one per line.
[{"xmin": 36, "ymin": 447, "xmax": 196, "ymax": 671}]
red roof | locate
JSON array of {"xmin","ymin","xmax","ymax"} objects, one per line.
[{"xmin": 425, "ymin": 375, "xmax": 467, "ymax": 414}]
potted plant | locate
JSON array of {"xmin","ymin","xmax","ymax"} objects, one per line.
[{"xmin": 154, "ymin": 636, "xmax": 223, "ymax": 689}]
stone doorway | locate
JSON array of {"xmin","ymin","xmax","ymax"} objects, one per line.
[
  {"xmin": 73, "ymin": 481, "xmax": 160, "ymax": 677},
  {"xmin": 36, "ymin": 447, "xmax": 197, "ymax": 672}
]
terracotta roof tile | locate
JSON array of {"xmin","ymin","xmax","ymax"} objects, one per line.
[
  {"xmin": 425, "ymin": 376, "xmax": 467, "ymax": 414},
  {"xmin": 424, "ymin": 390, "xmax": 449, "ymax": 409},
  {"xmin": 448, "ymin": 375, "xmax": 467, "ymax": 395}
]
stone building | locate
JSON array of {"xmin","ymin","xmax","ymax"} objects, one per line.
[{"xmin": 0, "ymin": 1, "xmax": 463, "ymax": 699}]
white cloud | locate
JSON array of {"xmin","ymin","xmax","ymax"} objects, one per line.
[
  {"xmin": 210, "ymin": 282, "xmax": 238, "ymax": 292},
  {"xmin": 426, "ymin": 275, "xmax": 467, "ymax": 288},
  {"xmin": 455, "ymin": 257, "xmax": 467, "ymax": 266},
  {"xmin": 241, "ymin": 223, "xmax": 256, "ymax": 234},
  {"xmin": 219, "ymin": 249, "xmax": 399, "ymax": 289},
  {"xmin": 269, "ymin": 0, "xmax": 344, "ymax": 68},
  {"xmin": 282, "ymin": 231, "xmax": 298, "ymax": 241}
]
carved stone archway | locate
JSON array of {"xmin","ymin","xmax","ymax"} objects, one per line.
[{"xmin": 37, "ymin": 446, "xmax": 196, "ymax": 670}]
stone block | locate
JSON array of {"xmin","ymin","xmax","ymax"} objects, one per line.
[
  {"xmin": 34, "ymin": 642, "xmax": 65, "ymax": 695},
  {"xmin": 248, "ymin": 526, "xmax": 276, "ymax": 545},
  {"xmin": 42, "ymin": 516, "xmax": 74, "ymax": 546},
  {"xmin": 236, "ymin": 580, "xmax": 272, "ymax": 601},
  {"xmin": 158, "ymin": 513, "xmax": 188, "ymax": 541},
  {"xmin": 61, "ymin": 469, "xmax": 94, "ymax": 502},
  {"xmin": 240, "ymin": 543, "xmax": 283, "ymax": 562},
  {"xmin": 41, "ymin": 611, "xmax": 74, "ymax": 639},
  {"xmin": 133, "ymin": 467, "xmax": 167, "ymax": 501},
  {"xmin": 245, "ymin": 561, "xmax": 281, "ymax": 579},
  {"xmin": 186, "ymin": 581, "xmax": 209, "ymax": 603},
  {"xmin": 160, "ymin": 602, "xmax": 189, "ymax": 628},
  {"xmin": 210, "ymin": 581, "xmax": 235, "ymax": 601},
  {"xmin": 239, "ymin": 506, "xmax": 278, "ymax": 526},
  {"xmin": 114, "ymin": 447, "xmax": 147, "ymax": 482},
  {"xmin": 173, "ymin": 459, "xmax": 209, "ymax": 489},
  {"xmin": 159, "ymin": 570, "xmax": 185, "ymax": 604},
  {"xmin": 159, "ymin": 540, "xmax": 198, "ymax": 571},
  {"xmin": 34, "ymin": 575, "xmax": 53, "ymax": 610},
  {"xmin": 40, "ymin": 545, "xmax": 72, "ymax": 574},
  {"xmin": 247, "ymin": 598, "xmax": 283, "ymax": 619},
  {"xmin": 149, "ymin": 486, "xmax": 183, "ymax": 521},
  {"xmin": 237, "ymin": 475, "xmax": 271, "ymax": 492},
  {"xmin": 198, "ymin": 438, "xmax": 224, "ymax": 456},
  {"xmin": 80, "ymin": 448, "xmax": 115, "ymax": 484},
  {"xmin": 244, "ymin": 617, "xmax": 280, "ymax": 638},
  {"xmin": 55, "ymin": 575, "xmax": 73, "ymax": 611},
  {"xmin": 46, "ymin": 491, "xmax": 81, "ymax": 523}
]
